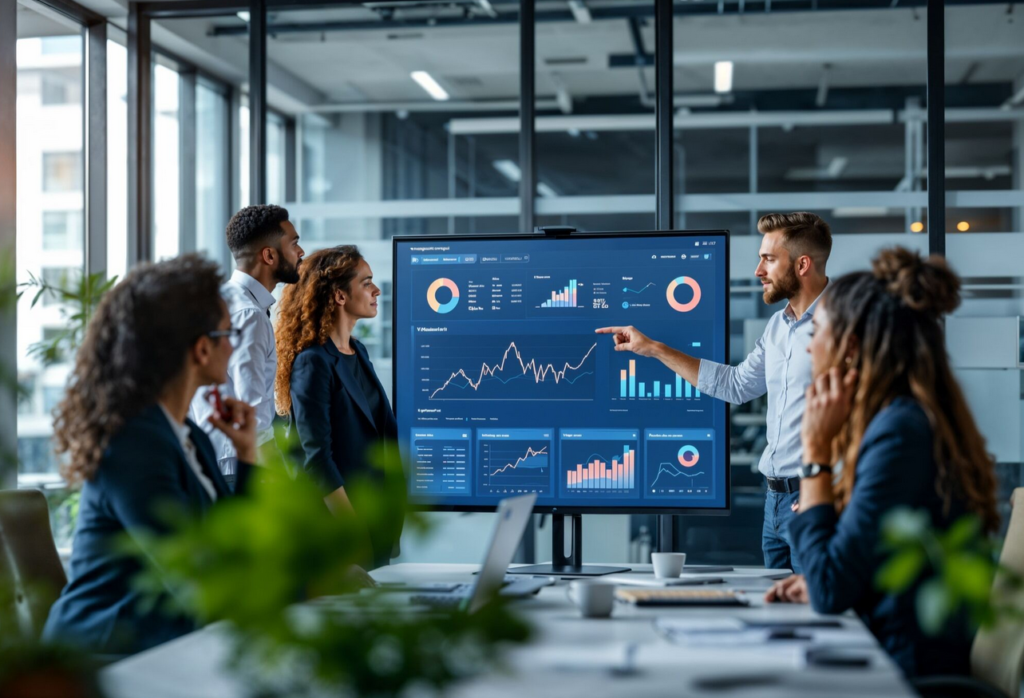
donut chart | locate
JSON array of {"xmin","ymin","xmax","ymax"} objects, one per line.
[
  {"xmin": 678, "ymin": 445, "xmax": 700, "ymax": 468},
  {"xmin": 666, "ymin": 276, "xmax": 701, "ymax": 312},
  {"xmin": 427, "ymin": 278, "xmax": 460, "ymax": 314}
]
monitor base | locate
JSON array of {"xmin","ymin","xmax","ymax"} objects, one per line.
[{"xmin": 508, "ymin": 564, "xmax": 630, "ymax": 577}]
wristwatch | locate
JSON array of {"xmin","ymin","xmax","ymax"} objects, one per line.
[{"xmin": 800, "ymin": 463, "xmax": 833, "ymax": 479}]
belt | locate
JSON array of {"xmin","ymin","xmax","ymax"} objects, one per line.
[{"xmin": 766, "ymin": 476, "xmax": 801, "ymax": 494}]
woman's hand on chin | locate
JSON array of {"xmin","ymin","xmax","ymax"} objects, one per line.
[
  {"xmin": 801, "ymin": 367, "xmax": 858, "ymax": 464},
  {"xmin": 209, "ymin": 397, "xmax": 258, "ymax": 463}
]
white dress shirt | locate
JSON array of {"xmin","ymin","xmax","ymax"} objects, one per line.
[
  {"xmin": 189, "ymin": 269, "xmax": 277, "ymax": 475},
  {"xmin": 159, "ymin": 405, "xmax": 218, "ymax": 502},
  {"xmin": 697, "ymin": 286, "xmax": 827, "ymax": 480}
]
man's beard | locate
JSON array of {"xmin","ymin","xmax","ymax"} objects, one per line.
[
  {"xmin": 275, "ymin": 257, "xmax": 300, "ymax": 285},
  {"xmin": 762, "ymin": 263, "xmax": 800, "ymax": 305}
]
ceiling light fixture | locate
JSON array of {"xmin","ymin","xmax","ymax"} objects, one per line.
[
  {"xmin": 411, "ymin": 71, "xmax": 449, "ymax": 101},
  {"xmin": 568, "ymin": 0, "xmax": 592, "ymax": 24},
  {"xmin": 910, "ymin": 221, "xmax": 925, "ymax": 233},
  {"xmin": 714, "ymin": 61, "xmax": 733, "ymax": 94},
  {"xmin": 957, "ymin": 221, "xmax": 970, "ymax": 232},
  {"xmin": 492, "ymin": 159, "xmax": 522, "ymax": 182},
  {"xmin": 237, "ymin": 10, "xmax": 250, "ymax": 22}
]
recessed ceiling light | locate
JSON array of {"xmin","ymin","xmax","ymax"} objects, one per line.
[
  {"xmin": 714, "ymin": 61, "xmax": 733, "ymax": 94},
  {"xmin": 410, "ymin": 71, "xmax": 449, "ymax": 101}
]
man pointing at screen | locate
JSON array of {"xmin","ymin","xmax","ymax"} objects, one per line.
[{"xmin": 596, "ymin": 213, "xmax": 832, "ymax": 573}]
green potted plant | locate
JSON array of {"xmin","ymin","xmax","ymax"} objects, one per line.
[{"xmin": 126, "ymin": 437, "xmax": 532, "ymax": 698}]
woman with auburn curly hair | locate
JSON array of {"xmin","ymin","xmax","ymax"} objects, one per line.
[
  {"xmin": 275, "ymin": 245, "xmax": 402, "ymax": 568},
  {"xmin": 765, "ymin": 247, "xmax": 999, "ymax": 679},
  {"xmin": 43, "ymin": 255, "xmax": 258, "ymax": 655}
]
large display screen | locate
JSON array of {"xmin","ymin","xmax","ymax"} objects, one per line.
[{"xmin": 393, "ymin": 231, "xmax": 729, "ymax": 513}]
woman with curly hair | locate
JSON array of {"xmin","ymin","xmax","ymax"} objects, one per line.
[
  {"xmin": 765, "ymin": 247, "xmax": 999, "ymax": 678},
  {"xmin": 275, "ymin": 245, "xmax": 402, "ymax": 568},
  {"xmin": 43, "ymin": 255, "xmax": 258, "ymax": 655}
]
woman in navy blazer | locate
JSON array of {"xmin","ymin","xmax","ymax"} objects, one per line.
[
  {"xmin": 275, "ymin": 245, "xmax": 402, "ymax": 568},
  {"xmin": 43, "ymin": 255, "xmax": 259, "ymax": 655},
  {"xmin": 765, "ymin": 247, "xmax": 999, "ymax": 678}
]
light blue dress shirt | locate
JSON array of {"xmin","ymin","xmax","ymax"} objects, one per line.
[
  {"xmin": 189, "ymin": 270, "xmax": 278, "ymax": 475},
  {"xmin": 696, "ymin": 287, "xmax": 827, "ymax": 479}
]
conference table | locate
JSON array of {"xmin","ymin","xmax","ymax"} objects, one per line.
[{"xmin": 100, "ymin": 563, "xmax": 915, "ymax": 698}]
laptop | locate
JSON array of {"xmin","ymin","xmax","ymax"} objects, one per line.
[{"xmin": 408, "ymin": 493, "xmax": 548, "ymax": 613}]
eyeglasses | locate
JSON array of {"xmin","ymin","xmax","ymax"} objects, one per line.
[{"xmin": 207, "ymin": 327, "xmax": 242, "ymax": 341}]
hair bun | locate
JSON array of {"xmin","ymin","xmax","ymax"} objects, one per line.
[{"xmin": 871, "ymin": 247, "xmax": 961, "ymax": 317}]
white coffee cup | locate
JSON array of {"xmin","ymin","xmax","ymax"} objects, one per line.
[
  {"xmin": 566, "ymin": 580, "xmax": 616, "ymax": 618},
  {"xmin": 651, "ymin": 552, "xmax": 687, "ymax": 579}
]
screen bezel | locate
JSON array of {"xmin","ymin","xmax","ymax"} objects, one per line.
[{"xmin": 392, "ymin": 229, "xmax": 731, "ymax": 516}]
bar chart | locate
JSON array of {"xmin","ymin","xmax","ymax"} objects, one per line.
[
  {"xmin": 566, "ymin": 445, "xmax": 635, "ymax": 491},
  {"xmin": 539, "ymin": 279, "xmax": 579, "ymax": 308},
  {"xmin": 560, "ymin": 429, "xmax": 640, "ymax": 498},
  {"xmin": 616, "ymin": 359, "xmax": 700, "ymax": 400}
]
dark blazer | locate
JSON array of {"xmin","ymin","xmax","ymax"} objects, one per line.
[
  {"xmin": 289, "ymin": 339, "xmax": 401, "ymax": 564},
  {"xmin": 289, "ymin": 339, "xmax": 398, "ymax": 492},
  {"xmin": 789, "ymin": 397, "xmax": 973, "ymax": 678},
  {"xmin": 42, "ymin": 404, "xmax": 250, "ymax": 655}
]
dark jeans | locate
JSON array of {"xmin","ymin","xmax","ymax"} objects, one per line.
[{"xmin": 763, "ymin": 490, "xmax": 802, "ymax": 573}]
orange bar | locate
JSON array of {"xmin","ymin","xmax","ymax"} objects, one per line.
[
  {"xmin": 629, "ymin": 359, "xmax": 636, "ymax": 377},
  {"xmin": 620, "ymin": 369, "xmax": 627, "ymax": 381}
]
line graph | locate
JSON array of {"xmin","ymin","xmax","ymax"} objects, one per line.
[
  {"xmin": 419, "ymin": 335, "xmax": 598, "ymax": 402},
  {"xmin": 623, "ymin": 282, "xmax": 655, "ymax": 294},
  {"xmin": 650, "ymin": 462, "xmax": 707, "ymax": 490},
  {"xmin": 479, "ymin": 430, "xmax": 553, "ymax": 495}
]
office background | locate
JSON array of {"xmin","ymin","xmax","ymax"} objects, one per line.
[{"xmin": 3, "ymin": 0, "xmax": 1023, "ymax": 566}]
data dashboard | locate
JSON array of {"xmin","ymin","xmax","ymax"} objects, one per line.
[{"xmin": 393, "ymin": 231, "xmax": 729, "ymax": 513}]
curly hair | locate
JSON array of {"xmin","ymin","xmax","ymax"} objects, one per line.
[
  {"xmin": 823, "ymin": 247, "xmax": 999, "ymax": 533},
  {"xmin": 275, "ymin": 245, "xmax": 364, "ymax": 416},
  {"xmin": 53, "ymin": 255, "xmax": 225, "ymax": 485},
  {"xmin": 226, "ymin": 205, "xmax": 290, "ymax": 260}
]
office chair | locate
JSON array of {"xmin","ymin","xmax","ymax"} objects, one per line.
[
  {"xmin": 0, "ymin": 489, "xmax": 68, "ymax": 639},
  {"xmin": 913, "ymin": 487, "xmax": 1024, "ymax": 698}
]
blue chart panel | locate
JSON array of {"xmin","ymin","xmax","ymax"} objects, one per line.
[
  {"xmin": 417, "ymin": 334, "xmax": 597, "ymax": 402},
  {"xmin": 560, "ymin": 429, "xmax": 640, "ymax": 499},
  {"xmin": 409, "ymin": 429, "xmax": 471, "ymax": 496},
  {"xmin": 644, "ymin": 429, "xmax": 715, "ymax": 500},
  {"xmin": 477, "ymin": 429, "xmax": 553, "ymax": 496}
]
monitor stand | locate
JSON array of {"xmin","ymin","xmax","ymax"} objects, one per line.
[{"xmin": 507, "ymin": 514, "xmax": 630, "ymax": 577}]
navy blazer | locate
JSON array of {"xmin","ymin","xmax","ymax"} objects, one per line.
[
  {"xmin": 43, "ymin": 404, "xmax": 250, "ymax": 655},
  {"xmin": 289, "ymin": 339, "xmax": 398, "ymax": 493},
  {"xmin": 289, "ymin": 339, "xmax": 402, "ymax": 565},
  {"xmin": 789, "ymin": 397, "xmax": 973, "ymax": 678}
]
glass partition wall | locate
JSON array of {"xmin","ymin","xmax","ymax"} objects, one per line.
[{"xmin": 7, "ymin": 0, "xmax": 1024, "ymax": 562}]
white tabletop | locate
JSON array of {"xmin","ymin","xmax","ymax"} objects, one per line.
[{"xmin": 100, "ymin": 563, "xmax": 915, "ymax": 698}]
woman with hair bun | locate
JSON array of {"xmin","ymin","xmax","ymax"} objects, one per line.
[
  {"xmin": 275, "ymin": 245, "xmax": 401, "ymax": 569},
  {"xmin": 765, "ymin": 247, "xmax": 999, "ymax": 678}
]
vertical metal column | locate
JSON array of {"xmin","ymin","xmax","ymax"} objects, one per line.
[
  {"xmin": 518, "ymin": 0, "xmax": 535, "ymax": 233},
  {"xmin": 178, "ymin": 70, "xmax": 197, "ymax": 253},
  {"xmin": 655, "ymin": 0, "xmax": 677, "ymax": 553},
  {"xmin": 284, "ymin": 117, "xmax": 297, "ymax": 203},
  {"xmin": 655, "ymin": 0, "xmax": 674, "ymax": 230},
  {"xmin": 0, "ymin": 0, "xmax": 17, "ymax": 489},
  {"xmin": 748, "ymin": 125, "xmax": 758, "ymax": 235},
  {"xmin": 85, "ymin": 20, "xmax": 107, "ymax": 278},
  {"xmin": 926, "ymin": 0, "xmax": 945, "ymax": 256},
  {"xmin": 127, "ymin": 2, "xmax": 152, "ymax": 265},
  {"xmin": 249, "ymin": 0, "xmax": 267, "ymax": 205}
]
